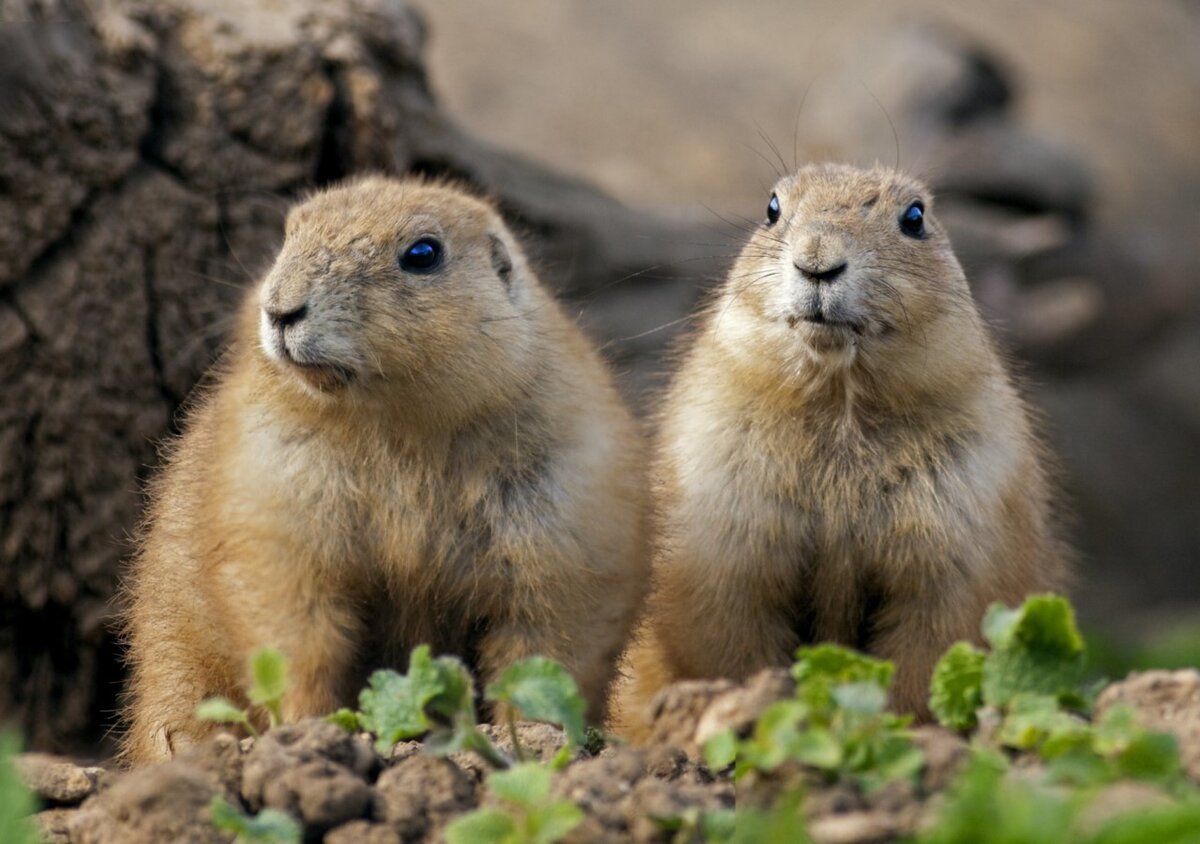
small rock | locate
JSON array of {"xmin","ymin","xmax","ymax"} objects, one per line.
[
  {"xmin": 695, "ymin": 669, "xmax": 795, "ymax": 746},
  {"xmin": 644, "ymin": 678, "xmax": 736, "ymax": 750},
  {"xmin": 809, "ymin": 810, "xmax": 905, "ymax": 844},
  {"xmin": 242, "ymin": 718, "xmax": 377, "ymax": 810},
  {"xmin": 480, "ymin": 721, "xmax": 568, "ymax": 762},
  {"xmin": 556, "ymin": 746, "xmax": 647, "ymax": 808},
  {"xmin": 15, "ymin": 754, "xmax": 101, "ymax": 804},
  {"xmin": 375, "ymin": 755, "xmax": 476, "ymax": 840},
  {"xmin": 626, "ymin": 777, "xmax": 734, "ymax": 842},
  {"xmin": 325, "ymin": 819, "xmax": 403, "ymax": 844},
  {"xmin": 260, "ymin": 758, "xmax": 372, "ymax": 830},
  {"xmin": 68, "ymin": 759, "xmax": 231, "ymax": 844},
  {"xmin": 33, "ymin": 807, "xmax": 75, "ymax": 843}
]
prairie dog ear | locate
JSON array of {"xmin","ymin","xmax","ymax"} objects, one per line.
[{"xmin": 488, "ymin": 233, "xmax": 514, "ymax": 287}]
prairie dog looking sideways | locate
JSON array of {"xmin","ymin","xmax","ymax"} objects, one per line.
[
  {"xmin": 123, "ymin": 177, "xmax": 648, "ymax": 763},
  {"xmin": 616, "ymin": 163, "xmax": 1069, "ymax": 736}
]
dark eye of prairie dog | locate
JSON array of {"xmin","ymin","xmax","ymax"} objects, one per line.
[
  {"xmin": 766, "ymin": 193, "xmax": 781, "ymax": 226},
  {"xmin": 899, "ymin": 201, "xmax": 925, "ymax": 239},
  {"xmin": 399, "ymin": 237, "xmax": 443, "ymax": 273}
]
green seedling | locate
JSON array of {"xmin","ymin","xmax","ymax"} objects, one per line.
[
  {"xmin": 444, "ymin": 762, "xmax": 583, "ymax": 844},
  {"xmin": 353, "ymin": 647, "xmax": 591, "ymax": 771},
  {"xmin": 928, "ymin": 594, "xmax": 1185, "ymax": 788},
  {"xmin": 356, "ymin": 645, "xmax": 510, "ymax": 767},
  {"xmin": 0, "ymin": 732, "xmax": 40, "ymax": 844},
  {"xmin": 196, "ymin": 646, "xmax": 290, "ymax": 737},
  {"xmin": 704, "ymin": 644, "xmax": 922, "ymax": 793},
  {"xmin": 210, "ymin": 795, "xmax": 300, "ymax": 844},
  {"xmin": 930, "ymin": 594, "xmax": 1087, "ymax": 731},
  {"xmin": 485, "ymin": 657, "xmax": 587, "ymax": 760},
  {"xmin": 917, "ymin": 748, "xmax": 1200, "ymax": 844}
]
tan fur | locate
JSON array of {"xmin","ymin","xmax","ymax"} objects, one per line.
[
  {"xmin": 612, "ymin": 163, "xmax": 1070, "ymax": 739},
  {"xmin": 121, "ymin": 176, "xmax": 648, "ymax": 764}
]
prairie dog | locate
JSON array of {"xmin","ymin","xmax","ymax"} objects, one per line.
[
  {"xmin": 122, "ymin": 177, "xmax": 648, "ymax": 763},
  {"xmin": 615, "ymin": 163, "xmax": 1069, "ymax": 737}
]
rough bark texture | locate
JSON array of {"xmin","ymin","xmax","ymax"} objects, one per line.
[{"xmin": 1, "ymin": 0, "xmax": 1197, "ymax": 755}]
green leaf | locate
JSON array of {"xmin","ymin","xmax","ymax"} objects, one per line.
[
  {"xmin": 980, "ymin": 595, "xmax": 1086, "ymax": 707},
  {"xmin": 701, "ymin": 808, "xmax": 738, "ymax": 842},
  {"xmin": 357, "ymin": 645, "xmax": 478, "ymax": 755},
  {"xmin": 790, "ymin": 727, "xmax": 843, "ymax": 770},
  {"xmin": 209, "ymin": 795, "xmax": 300, "ymax": 844},
  {"xmin": 832, "ymin": 681, "xmax": 888, "ymax": 715},
  {"xmin": 246, "ymin": 648, "xmax": 289, "ymax": 727},
  {"xmin": 444, "ymin": 808, "xmax": 517, "ymax": 844},
  {"xmin": 196, "ymin": 697, "xmax": 252, "ymax": 728},
  {"xmin": 919, "ymin": 751, "xmax": 1079, "ymax": 844},
  {"xmin": 704, "ymin": 728, "xmax": 738, "ymax": 772},
  {"xmin": 1091, "ymin": 802, "xmax": 1200, "ymax": 844},
  {"xmin": 485, "ymin": 658, "xmax": 587, "ymax": 749},
  {"xmin": 0, "ymin": 732, "xmax": 40, "ymax": 844},
  {"xmin": 929, "ymin": 641, "xmax": 986, "ymax": 731},
  {"xmin": 527, "ymin": 801, "xmax": 584, "ymax": 844},
  {"xmin": 729, "ymin": 795, "xmax": 810, "ymax": 844},
  {"xmin": 488, "ymin": 762, "xmax": 551, "ymax": 807},
  {"xmin": 248, "ymin": 648, "xmax": 289, "ymax": 708},
  {"xmin": 1113, "ymin": 731, "xmax": 1180, "ymax": 782},
  {"xmin": 995, "ymin": 694, "xmax": 1087, "ymax": 752},
  {"xmin": 792, "ymin": 644, "xmax": 893, "ymax": 690},
  {"xmin": 325, "ymin": 708, "xmax": 360, "ymax": 732}
]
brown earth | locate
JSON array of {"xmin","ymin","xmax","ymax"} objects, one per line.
[
  {"xmin": 1, "ymin": 0, "xmax": 1199, "ymax": 758},
  {"xmin": 18, "ymin": 668, "xmax": 1200, "ymax": 844}
]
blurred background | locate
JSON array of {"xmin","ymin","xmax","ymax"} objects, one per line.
[{"xmin": 0, "ymin": 0, "xmax": 1197, "ymax": 755}]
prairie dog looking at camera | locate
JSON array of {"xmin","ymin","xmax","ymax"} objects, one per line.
[
  {"xmin": 615, "ymin": 163, "xmax": 1069, "ymax": 737},
  {"xmin": 122, "ymin": 177, "xmax": 648, "ymax": 763}
]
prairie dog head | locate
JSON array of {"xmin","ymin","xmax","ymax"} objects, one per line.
[
  {"xmin": 257, "ymin": 177, "xmax": 538, "ymax": 417},
  {"xmin": 715, "ymin": 163, "xmax": 985, "ymax": 381}
]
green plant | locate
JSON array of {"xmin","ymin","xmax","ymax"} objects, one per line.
[
  {"xmin": 704, "ymin": 645, "xmax": 922, "ymax": 793},
  {"xmin": 210, "ymin": 795, "xmax": 300, "ymax": 844},
  {"xmin": 928, "ymin": 594, "xmax": 1185, "ymax": 788},
  {"xmin": 356, "ymin": 645, "xmax": 509, "ymax": 766},
  {"xmin": 485, "ymin": 658, "xmax": 587, "ymax": 758},
  {"xmin": 196, "ymin": 646, "xmax": 290, "ymax": 737},
  {"xmin": 0, "ymin": 732, "xmax": 40, "ymax": 844},
  {"xmin": 351, "ymin": 647, "xmax": 590, "ymax": 770},
  {"xmin": 916, "ymin": 749, "xmax": 1200, "ymax": 844},
  {"xmin": 443, "ymin": 762, "xmax": 583, "ymax": 844}
]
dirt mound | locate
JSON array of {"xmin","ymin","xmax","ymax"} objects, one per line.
[{"xmin": 18, "ymin": 668, "xmax": 1200, "ymax": 842}]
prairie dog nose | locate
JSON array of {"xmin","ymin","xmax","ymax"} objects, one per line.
[
  {"xmin": 265, "ymin": 302, "xmax": 308, "ymax": 329},
  {"xmin": 794, "ymin": 230, "xmax": 849, "ymax": 282},
  {"xmin": 796, "ymin": 261, "xmax": 847, "ymax": 283}
]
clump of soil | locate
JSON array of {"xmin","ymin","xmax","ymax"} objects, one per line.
[{"xmin": 18, "ymin": 668, "xmax": 1200, "ymax": 843}]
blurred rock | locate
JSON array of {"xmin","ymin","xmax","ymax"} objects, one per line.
[{"xmin": 15, "ymin": 753, "xmax": 106, "ymax": 804}]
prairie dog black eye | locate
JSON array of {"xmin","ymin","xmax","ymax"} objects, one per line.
[
  {"xmin": 899, "ymin": 201, "xmax": 925, "ymax": 239},
  {"xmin": 399, "ymin": 237, "xmax": 443, "ymax": 273},
  {"xmin": 766, "ymin": 193, "xmax": 781, "ymax": 226}
]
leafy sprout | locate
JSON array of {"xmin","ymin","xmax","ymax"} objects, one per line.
[
  {"xmin": 196, "ymin": 646, "xmax": 291, "ymax": 737},
  {"xmin": 705, "ymin": 644, "xmax": 922, "ymax": 792},
  {"xmin": 485, "ymin": 658, "xmax": 587, "ymax": 759},
  {"xmin": 444, "ymin": 762, "xmax": 583, "ymax": 844}
]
